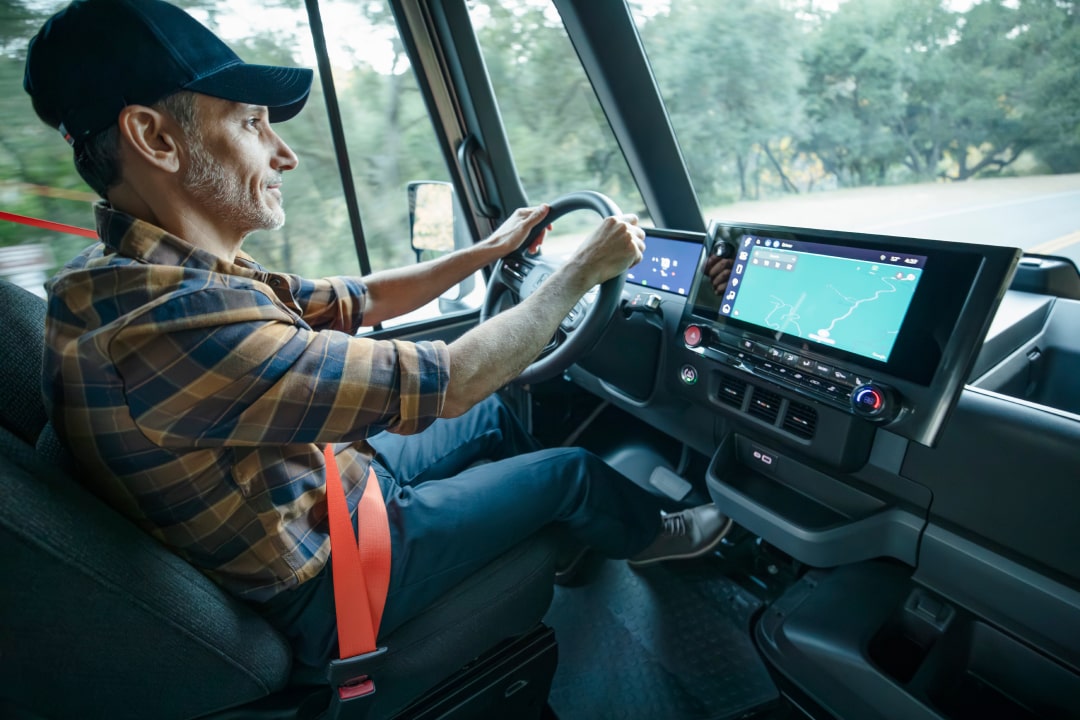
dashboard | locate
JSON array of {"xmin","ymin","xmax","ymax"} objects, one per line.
[{"xmin": 635, "ymin": 222, "xmax": 1019, "ymax": 455}]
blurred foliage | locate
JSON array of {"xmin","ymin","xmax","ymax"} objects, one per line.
[{"xmin": 1, "ymin": 0, "xmax": 1078, "ymax": 283}]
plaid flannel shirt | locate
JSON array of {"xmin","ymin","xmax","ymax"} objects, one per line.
[{"xmin": 42, "ymin": 204, "xmax": 450, "ymax": 601}]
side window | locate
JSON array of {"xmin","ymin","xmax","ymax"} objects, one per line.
[
  {"xmin": 1, "ymin": 1, "xmax": 474, "ymax": 326},
  {"xmin": 466, "ymin": 0, "xmax": 652, "ymax": 254}
]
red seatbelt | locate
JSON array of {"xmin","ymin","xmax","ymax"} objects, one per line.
[
  {"xmin": 323, "ymin": 444, "xmax": 392, "ymax": 659},
  {"xmin": 0, "ymin": 210, "xmax": 98, "ymax": 239}
]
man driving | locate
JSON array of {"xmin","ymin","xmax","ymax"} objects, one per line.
[{"xmin": 24, "ymin": 0, "xmax": 731, "ymax": 669}]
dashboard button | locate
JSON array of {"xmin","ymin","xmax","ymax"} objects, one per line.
[
  {"xmin": 767, "ymin": 347, "xmax": 784, "ymax": 360},
  {"xmin": 680, "ymin": 365, "xmax": 699, "ymax": 385},
  {"xmin": 832, "ymin": 368, "xmax": 853, "ymax": 383},
  {"xmin": 684, "ymin": 325, "xmax": 703, "ymax": 347},
  {"xmin": 783, "ymin": 351, "xmax": 801, "ymax": 365},
  {"xmin": 814, "ymin": 362, "xmax": 832, "ymax": 377}
]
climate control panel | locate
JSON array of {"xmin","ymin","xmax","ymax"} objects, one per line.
[{"xmin": 680, "ymin": 322, "xmax": 900, "ymax": 422}]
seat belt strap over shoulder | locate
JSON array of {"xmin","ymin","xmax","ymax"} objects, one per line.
[{"xmin": 323, "ymin": 444, "xmax": 392, "ymax": 707}]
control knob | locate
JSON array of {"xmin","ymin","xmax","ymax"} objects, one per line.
[{"xmin": 850, "ymin": 382, "xmax": 898, "ymax": 422}]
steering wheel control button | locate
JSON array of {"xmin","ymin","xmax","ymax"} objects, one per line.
[
  {"xmin": 683, "ymin": 325, "xmax": 703, "ymax": 347},
  {"xmin": 680, "ymin": 365, "xmax": 699, "ymax": 385},
  {"xmin": 626, "ymin": 293, "xmax": 663, "ymax": 317}
]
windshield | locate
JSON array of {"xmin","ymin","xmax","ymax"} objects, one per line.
[{"xmin": 630, "ymin": 0, "xmax": 1080, "ymax": 266}]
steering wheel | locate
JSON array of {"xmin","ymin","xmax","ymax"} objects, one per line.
[{"xmin": 480, "ymin": 191, "xmax": 627, "ymax": 385}]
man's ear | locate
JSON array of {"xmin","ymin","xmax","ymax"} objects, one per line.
[{"xmin": 116, "ymin": 104, "xmax": 182, "ymax": 174}]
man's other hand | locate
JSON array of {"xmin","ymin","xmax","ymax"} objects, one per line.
[{"xmin": 564, "ymin": 214, "xmax": 646, "ymax": 291}]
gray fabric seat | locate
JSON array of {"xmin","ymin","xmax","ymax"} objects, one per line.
[{"xmin": 0, "ymin": 278, "xmax": 557, "ymax": 720}]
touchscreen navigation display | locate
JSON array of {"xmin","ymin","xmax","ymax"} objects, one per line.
[
  {"xmin": 718, "ymin": 234, "xmax": 927, "ymax": 363},
  {"xmin": 626, "ymin": 232, "xmax": 703, "ymax": 297}
]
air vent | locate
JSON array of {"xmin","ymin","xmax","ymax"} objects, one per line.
[
  {"xmin": 716, "ymin": 373, "xmax": 748, "ymax": 409},
  {"xmin": 783, "ymin": 401, "xmax": 818, "ymax": 439},
  {"xmin": 748, "ymin": 387, "xmax": 782, "ymax": 425}
]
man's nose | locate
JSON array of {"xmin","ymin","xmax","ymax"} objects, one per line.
[{"xmin": 271, "ymin": 130, "xmax": 299, "ymax": 171}]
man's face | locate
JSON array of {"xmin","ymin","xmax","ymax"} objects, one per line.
[{"xmin": 180, "ymin": 95, "xmax": 298, "ymax": 237}]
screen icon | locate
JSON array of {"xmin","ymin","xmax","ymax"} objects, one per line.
[
  {"xmin": 722, "ymin": 304, "xmax": 732, "ymax": 314},
  {"xmin": 735, "ymin": 264, "xmax": 744, "ymax": 273},
  {"xmin": 726, "ymin": 291, "xmax": 736, "ymax": 300},
  {"xmin": 739, "ymin": 252, "xmax": 748, "ymax": 261},
  {"xmin": 731, "ymin": 278, "xmax": 739, "ymax": 287}
]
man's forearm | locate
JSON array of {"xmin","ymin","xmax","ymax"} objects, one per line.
[
  {"xmin": 361, "ymin": 240, "xmax": 503, "ymax": 326},
  {"xmin": 442, "ymin": 268, "xmax": 590, "ymax": 417}
]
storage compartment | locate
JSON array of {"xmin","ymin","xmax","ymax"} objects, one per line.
[
  {"xmin": 757, "ymin": 563, "xmax": 1080, "ymax": 720},
  {"xmin": 706, "ymin": 434, "xmax": 923, "ymax": 568},
  {"xmin": 922, "ymin": 621, "xmax": 1080, "ymax": 720},
  {"xmin": 869, "ymin": 589, "xmax": 954, "ymax": 684},
  {"xmin": 972, "ymin": 297, "xmax": 1080, "ymax": 416}
]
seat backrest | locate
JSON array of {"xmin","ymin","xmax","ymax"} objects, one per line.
[
  {"xmin": 0, "ymin": 280, "xmax": 49, "ymax": 445},
  {"xmin": 0, "ymin": 279, "xmax": 291, "ymax": 720}
]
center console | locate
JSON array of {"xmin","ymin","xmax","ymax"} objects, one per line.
[{"xmin": 674, "ymin": 221, "xmax": 1020, "ymax": 455}]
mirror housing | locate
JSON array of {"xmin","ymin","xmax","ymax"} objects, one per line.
[
  {"xmin": 407, "ymin": 181, "xmax": 475, "ymax": 311},
  {"xmin": 409, "ymin": 181, "xmax": 457, "ymax": 255}
]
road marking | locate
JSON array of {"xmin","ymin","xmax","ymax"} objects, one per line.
[
  {"xmin": 862, "ymin": 190, "xmax": 1080, "ymax": 232},
  {"xmin": 1028, "ymin": 229, "xmax": 1080, "ymax": 256}
]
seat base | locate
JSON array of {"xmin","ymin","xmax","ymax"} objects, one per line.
[{"xmin": 398, "ymin": 624, "xmax": 557, "ymax": 720}]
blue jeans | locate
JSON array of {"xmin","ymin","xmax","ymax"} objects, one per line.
[{"xmin": 258, "ymin": 395, "xmax": 662, "ymax": 667}]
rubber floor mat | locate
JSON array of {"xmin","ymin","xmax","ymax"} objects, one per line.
[{"xmin": 544, "ymin": 557, "xmax": 779, "ymax": 720}]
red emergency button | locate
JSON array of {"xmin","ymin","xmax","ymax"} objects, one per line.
[{"xmin": 683, "ymin": 325, "xmax": 703, "ymax": 347}]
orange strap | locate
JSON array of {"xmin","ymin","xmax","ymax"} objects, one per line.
[
  {"xmin": 0, "ymin": 209, "xmax": 98, "ymax": 239},
  {"xmin": 324, "ymin": 445, "xmax": 392, "ymax": 658}
]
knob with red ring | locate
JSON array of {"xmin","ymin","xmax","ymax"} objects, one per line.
[{"xmin": 851, "ymin": 382, "xmax": 896, "ymax": 421}]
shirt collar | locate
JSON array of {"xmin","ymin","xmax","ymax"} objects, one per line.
[{"xmin": 93, "ymin": 202, "xmax": 259, "ymax": 276}]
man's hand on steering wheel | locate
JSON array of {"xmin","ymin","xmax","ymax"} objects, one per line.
[
  {"xmin": 483, "ymin": 204, "xmax": 553, "ymax": 257},
  {"xmin": 564, "ymin": 214, "xmax": 646, "ymax": 292},
  {"xmin": 478, "ymin": 191, "xmax": 645, "ymax": 385}
]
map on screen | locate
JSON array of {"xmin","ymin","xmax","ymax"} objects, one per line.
[{"xmin": 720, "ymin": 238, "xmax": 926, "ymax": 362}]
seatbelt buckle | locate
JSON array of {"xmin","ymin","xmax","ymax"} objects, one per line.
[{"xmin": 325, "ymin": 646, "xmax": 388, "ymax": 720}]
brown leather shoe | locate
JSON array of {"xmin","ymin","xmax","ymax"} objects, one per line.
[{"xmin": 628, "ymin": 504, "xmax": 733, "ymax": 567}]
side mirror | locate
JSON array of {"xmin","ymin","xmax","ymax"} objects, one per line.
[
  {"xmin": 407, "ymin": 181, "xmax": 475, "ymax": 311},
  {"xmin": 409, "ymin": 181, "xmax": 457, "ymax": 257}
]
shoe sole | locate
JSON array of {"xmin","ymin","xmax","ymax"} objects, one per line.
[{"xmin": 627, "ymin": 516, "xmax": 734, "ymax": 568}]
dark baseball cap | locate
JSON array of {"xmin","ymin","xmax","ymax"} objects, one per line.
[{"xmin": 24, "ymin": 0, "xmax": 313, "ymax": 146}]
